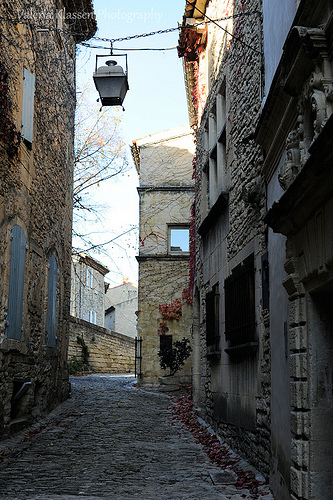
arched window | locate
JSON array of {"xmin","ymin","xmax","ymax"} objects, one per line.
[
  {"xmin": 46, "ymin": 255, "xmax": 58, "ymax": 347},
  {"xmin": 6, "ymin": 225, "xmax": 27, "ymax": 340}
]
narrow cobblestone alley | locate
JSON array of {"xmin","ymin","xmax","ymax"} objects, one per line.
[{"xmin": 0, "ymin": 375, "xmax": 274, "ymax": 500}]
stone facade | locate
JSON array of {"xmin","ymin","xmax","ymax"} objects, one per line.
[
  {"xmin": 179, "ymin": 0, "xmax": 270, "ymax": 478},
  {"xmin": 180, "ymin": 1, "xmax": 333, "ymax": 499},
  {"xmin": 68, "ymin": 316, "xmax": 135, "ymax": 374},
  {"xmin": 256, "ymin": 2, "xmax": 333, "ymax": 498},
  {"xmin": 0, "ymin": 0, "xmax": 96, "ymax": 437},
  {"xmin": 104, "ymin": 281, "xmax": 138, "ymax": 338},
  {"xmin": 71, "ymin": 253, "xmax": 109, "ymax": 328},
  {"xmin": 131, "ymin": 127, "xmax": 195, "ymax": 386}
]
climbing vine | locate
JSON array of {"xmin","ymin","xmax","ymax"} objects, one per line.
[
  {"xmin": 155, "ymin": 22, "xmax": 205, "ymax": 336},
  {"xmin": 178, "ymin": 27, "xmax": 206, "ymax": 62},
  {"xmin": 158, "ymin": 298, "xmax": 182, "ymax": 335},
  {"xmin": 0, "ymin": 62, "xmax": 21, "ymax": 157},
  {"xmin": 182, "ymin": 201, "xmax": 196, "ymax": 306}
]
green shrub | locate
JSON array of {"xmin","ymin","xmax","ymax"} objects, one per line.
[
  {"xmin": 77, "ymin": 336, "xmax": 89, "ymax": 364},
  {"xmin": 69, "ymin": 336, "xmax": 91, "ymax": 374},
  {"xmin": 158, "ymin": 337, "xmax": 192, "ymax": 376},
  {"xmin": 69, "ymin": 357, "xmax": 85, "ymax": 375}
]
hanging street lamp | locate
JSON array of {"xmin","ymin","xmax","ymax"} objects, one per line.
[{"xmin": 93, "ymin": 53, "xmax": 129, "ymax": 107}]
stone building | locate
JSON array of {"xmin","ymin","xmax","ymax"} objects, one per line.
[
  {"xmin": 0, "ymin": 0, "xmax": 96, "ymax": 436},
  {"xmin": 179, "ymin": 1, "xmax": 333, "ymax": 499},
  {"xmin": 131, "ymin": 126, "xmax": 195, "ymax": 386},
  {"xmin": 104, "ymin": 281, "xmax": 138, "ymax": 338},
  {"xmin": 179, "ymin": 0, "xmax": 268, "ymax": 479},
  {"xmin": 71, "ymin": 252, "xmax": 109, "ymax": 328},
  {"xmin": 256, "ymin": 1, "xmax": 333, "ymax": 498}
]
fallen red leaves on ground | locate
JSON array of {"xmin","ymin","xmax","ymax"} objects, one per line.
[
  {"xmin": 23, "ymin": 426, "xmax": 44, "ymax": 441},
  {"xmin": 171, "ymin": 388, "xmax": 268, "ymax": 499}
]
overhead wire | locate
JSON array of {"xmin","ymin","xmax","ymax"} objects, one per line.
[
  {"xmin": 182, "ymin": 0, "xmax": 262, "ymax": 55},
  {"xmin": 80, "ymin": 42, "xmax": 177, "ymax": 51},
  {"xmin": 0, "ymin": 11, "xmax": 262, "ymax": 54}
]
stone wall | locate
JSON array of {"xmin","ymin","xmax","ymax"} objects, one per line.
[
  {"xmin": 137, "ymin": 257, "xmax": 193, "ymax": 385},
  {"xmin": 0, "ymin": 0, "xmax": 95, "ymax": 437},
  {"xmin": 180, "ymin": 0, "xmax": 271, "ymax": 480},
  {"xmin": 68, "ymin": 316, "xmax": 135, "ymax": 374},
  {"xmin": 133, "ymin": 127, "xmax": 195, "ymax": 386}
]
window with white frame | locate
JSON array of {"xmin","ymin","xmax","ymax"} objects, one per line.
[
  {"xmin": 86, "ymin": 266, "xmax": 93, "ymax": 288},
  {"xmin": 89, "ymin": 310, "xmax": 97, "ymax": 324},
  {"xmin": 168, "ymin": 226, "xmax": 190, "ymax": 254}
]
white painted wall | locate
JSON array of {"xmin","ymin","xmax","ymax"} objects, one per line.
[{"xmin": 104, "ymin": 282, "xmax": 138, "ymax": 338}]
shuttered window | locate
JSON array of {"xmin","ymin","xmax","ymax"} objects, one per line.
[
  {"xmin": 206, "ymin": 284, "xmax": 220, "ymax": 350},
  {"xmin": 46, "ymin": 255, "xmax": 58, "ymax": 348},
  {"xmin": 6, "ymin": 225, "xmax": 27, "ymax": 340},
  {"xmin": 224, "ymin": 254, "xmax": 255, "ymax": 347},
  {"xmin": 261, "ymin": 252, "xmax": 269, "ymax": 310},
  {"xmin": 21, "ymin": 68, "xmax": 35, "ymax": 144}
]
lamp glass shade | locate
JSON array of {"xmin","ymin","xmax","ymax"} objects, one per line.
[{"xmin": 93, "ymin": 60, "xmax": 129, "ymax": 106}]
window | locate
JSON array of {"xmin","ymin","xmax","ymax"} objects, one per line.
[
  {"xmin": 160, "ymin": 334, "xmax": 172, "ymax": 352},
  {"xmin": 46, "ymin": 255, "xmax": 58, "ymax": 348},
  {"xmin": 89, "ymin": 310, "xmax": 97, "ymax": 324},
  {"xmin": 21, "ymin": 68, "xmax": 35, "ymax": 145},
  {"xmin": 224, "ymin": 254, "xmax": 255, "ymax": 348},
  {"xmin": 261, "ymin": 252, "xmax": 269, "ymax": 310},
  {"xmin": 109, "ymin": 308, "xmax": 115, "ymax": 330},
  {"xmin": 6, "ymin": 225, "xmax": 27, "ymax": 340},
  {"xmin": 168, "ymin": 226, "xmax": 189, "ymax": 254},
  {"xmin": 205, "ymin": 284, "xmax": 220, "ymax": 352},
  {"xmin": 202, "ymin": 85, "xmax": 227, "ymax": 216},
  {"xmin": 86, "ymin": 266, "xmax": 93, "ymax": 288}
]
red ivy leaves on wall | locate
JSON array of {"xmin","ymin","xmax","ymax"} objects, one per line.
[
  {"xmin": 182, "ymin": 201, "xmax": 196, "ymax": 306},
  {"xmin": 158, "ymin": 298, "xmax": 183, "ymax": 335},
  {"xmin": 157, "ymin": 37, "xmax": 202, "ymax": 332},
  {"xmin": 178, "ymin": 27, "xmax": 206, "ymax": 62},
  {"xmin": 139, "ymin": 231, "xmax": 166, "ymax": 247},
  {"xmin": 158, "ymin": 202, "xmax": 195, "ymax": 334},
  {"xmin": 0, "ymin": 62, "xmax": 21, "ymax": 157}
]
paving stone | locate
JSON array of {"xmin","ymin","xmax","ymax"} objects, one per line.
[{"xmin": 0, "ymin": 374, "xmax": 274, "ymax": 499}]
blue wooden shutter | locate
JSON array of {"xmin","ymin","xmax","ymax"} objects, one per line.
[
  {"xmin": 6, "ymin": 225, "xmax": 27, "ymax": 340},
  {"xmin": 47, "ymin": 255, "xmax": 58, "ymax": 347},
  {"xmin": 21, "ymin": 68, "xmax": 35, "ymax": 144}
]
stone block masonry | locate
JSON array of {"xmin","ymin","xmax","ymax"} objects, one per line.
[
  {"xmin": 68, "ymin": 316, "xmax": 135, "ymax": 374},
  {"xmin": 0, "ymin": 0, "xmax": 96, "ymax": 438}
]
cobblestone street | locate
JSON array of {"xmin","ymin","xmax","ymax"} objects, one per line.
[{"xmin": 0, "ymin": 375, "xmax": 274, "ymax": 500}]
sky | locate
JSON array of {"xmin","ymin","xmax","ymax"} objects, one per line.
[{"xmin": 75, "ymin": 0, "xmax": 189, "ymax": 287}]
